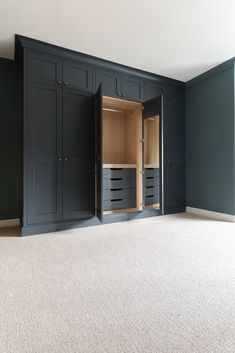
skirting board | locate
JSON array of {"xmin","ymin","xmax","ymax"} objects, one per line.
[
  {"xmin": 0, "ymin": 218, "xmax": 20, "ymax": 228},
  {"xmin": 186, "ymin": 207, "xmax": 235, "ymax": 222}
]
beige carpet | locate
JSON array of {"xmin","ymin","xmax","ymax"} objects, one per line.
[{"xmin": 0, "ymin": 213, "xmax": 235, "ymax": 353}]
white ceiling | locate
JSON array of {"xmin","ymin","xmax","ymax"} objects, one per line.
[{"xmin": 1, "ymin": 0, "xmax": 235, "ymax": 82}]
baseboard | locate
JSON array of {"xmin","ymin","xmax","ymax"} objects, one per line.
[
  {"xmin": 0, "ymin": 218, "xmax": 20, "ymax": 228},
  {"xmin": 186, "ymin": 207, "xmax": 235, "ymax": 222}
]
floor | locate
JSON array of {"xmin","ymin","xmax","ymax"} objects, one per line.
[{"xmin": 0, "ymin": 213, "xmax": 235, "ymax": 353}]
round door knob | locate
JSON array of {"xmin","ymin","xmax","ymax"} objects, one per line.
[
  {"xmin": 122, "ymin": 93, "xmax": 126, "ymax": 97},
  {"xmin": 58, "ymin": 157, "xmax": 62, "ymax": 162},
  {"xmin": 64, "ymin": 81, "xmax": 68, "ymax": 86},
  {"xmin": 57, "ymin": 80, "xmax": 62, "ymax": 85},
  {"xmin": 118, "ymin": 92, "xmax": 122, "ymax": 96},
  {"xmin": 64, "ymin": 157, "xmax": 68, "ymax": 162}
]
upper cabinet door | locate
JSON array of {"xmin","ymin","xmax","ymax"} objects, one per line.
[
  {"xmin": 164, "ymin": 87, "xmax": 185, "ymax": 109},
  {"xmin": 63, "ymin": 60, "xmax": 93, "ymax": 92},
  {"xmin": 121, "ymin": 74, "xmax": 143, "ymax": 101},
  {"xmin": 27, "ymin": 51, "xmax": 62, "ymax": 86},
  {"xmin": 145, "ymin": 80, "xmax": 167, "ymax": 101},
  {"xmin": 95, "ymin": 68, "xmax": 121, "ymax": 98},
  {"xmin": 95, "ymin": 85, "xmax": 103, "ymax": 222}
]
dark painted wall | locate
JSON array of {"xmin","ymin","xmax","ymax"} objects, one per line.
[
  {"xmin": 186, "ymin": 61, "xmax": 235, "ymax": 215},
  {"xmin": 0, "ymin": 59, "xmax": 22, "ymax": 220}
]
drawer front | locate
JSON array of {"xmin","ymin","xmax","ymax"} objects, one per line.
[
  {"xmin": 145, "ymin": 168, "xmax": 160, "ymax": 178},
  {"xmin": 145, "ymin": 176, "xmax": 160, "ymax": 187},
  {"xmin": 103, "ymin": 198, "xmax": 136, "ymax": 211},
  {"xmin": 103, "ymin": 178, "xmax": 136, "ymax": 190},
  {"xmin": 145, "ymin": 195, "xmax": 160, "ymax": 205},
  {"xmin": 103, "ymin": 188, "xmax": 135, "ymax": 201},
  {"xmin": 145, "ymin": 185, "xmax": 159, "ymax": 196},
  {"xmin": 103, "ymin": 168, "xmax": 136, "ymax": 179}
]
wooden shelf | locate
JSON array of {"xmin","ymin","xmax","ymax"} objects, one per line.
[
  {"xmin": 144, "ymin": 164, "xmax": 159, "ymax": 168},
  {"xmin": 103, "ymin": 164, "xmax": 137, "ymax": 169},
  {"xmin": 103, "ymin": 208, "xmax": 139, "ymax": 216}
]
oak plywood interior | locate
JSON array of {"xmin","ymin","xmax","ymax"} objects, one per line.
[{"xmin": 103, "ymin": 96, "xmax": 143, "ymax": 213}]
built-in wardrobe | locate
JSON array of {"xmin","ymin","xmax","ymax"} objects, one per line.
[{"xmin": 15, "ymin": 35, "xmax": 185, "ymax": 235}]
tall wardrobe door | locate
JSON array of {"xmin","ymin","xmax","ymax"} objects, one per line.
[
  {"xmin": 27, "ymin": 83, "xmax": 63, "ymax": 224},
  {"xmin": 62, "ymin": 89, "xmax": 95, "ymax": 221}
]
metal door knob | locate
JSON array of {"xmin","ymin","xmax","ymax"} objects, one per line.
[
  {"xmin": 64, "ymin": 81, "xmax": 68, "ymax": 86},
  {"xmin": 57, "ymin": 80, "xmax": 62, "ymax": 85},
  {"xmin": 58, "ymin": 157, "xmax": 62, "ymax": 162},
  {"xmin": 64, "ymin": 157, "xmax": 68, "ymax": 162}
]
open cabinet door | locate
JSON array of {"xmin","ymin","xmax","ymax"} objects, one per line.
[
  {"xmin": 143, "ymin": 95, "xmax": 164, "ymax": 214},
  {"xmin": 95, "ymin": 85, "xmax": 103, "ymax": 221}
]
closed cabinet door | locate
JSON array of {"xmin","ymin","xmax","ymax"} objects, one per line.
[
  {"xmin": 63, "ymin": 59, "xmax": 93, "ymax": 92},
  {"xmin": 95, "ymin": 68, "xmax": 121, "ymax": 98},
  {"xmin": 27, "ymin": 51, "xmax": 62, "ymax": 86},
  {"xmin": 145, "ymin": 80, "xmax": 166, "ymax": 101},
  {"xmin": 121, "ymin": 74, "xmax": 143, "ymax": 101},
  {"xmin": 62, "ymin": 89, "xmax": 95, "ymax": 221},
  {"xmin": 27, "ymin": 82, "xmax": 63, "ymax": 224},
  {"xmin": 164, "ymin": 107, "xmax": 185, "ymax": 210}
]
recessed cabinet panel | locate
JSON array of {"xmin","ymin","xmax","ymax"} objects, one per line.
[
  {"xmin": 121, "ymin": 74, "xmax": 143, "ymax": 101},
  {"xmin": 95, "ymin": 69, "xmax": 121, "ymax": 98},
  {"xmin": 27, "ymin": 51, "xmax": 62, "ymax": 85},
  {"xmin": 62, "ymin": 90, "xmax": 95, "ymax": 221},
  {"xmin": 63, "ymin": 60, "xmax": 93, "ymax": 91},
  {"xmin": 27, "ymin": 83, "xmax": 63, "ymax": 224},
  {"xmin": 146, "ymin": 81, "xmax": 166, "ymax": 101},
  {"xmin": 164, "ymin": 162, "xmax": 185, "ymax": 209}
]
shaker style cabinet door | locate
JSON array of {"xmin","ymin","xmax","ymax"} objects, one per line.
[
  {"xmin": 164, "ymin": 107, "xmax": 185, "ymax": 211},
  {"xmin": 62, "ymin": 89, "xmax": 95, "ymax": 221},
  {"xmin": 95, "ymin": 68, "xmax": 121, "ymax": 98},
  {"xmin": 63, "ymin": 59, "xmax": 93, "ymax": 92},
  {"xmin": 121, "ymin": 74, "xmax": 143, "ymax": 101},
  {"xmin": 26, "ymin": 82, "xmax": 63, "ymax": 224},
  {"xmin": 27, "ymin": 51, "xmax": 62, "ymax": 86}
]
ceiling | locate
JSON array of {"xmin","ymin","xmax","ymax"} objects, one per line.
[{"xmin": 1, "ymin": 0, "xmax": 235, "ymax": 82}]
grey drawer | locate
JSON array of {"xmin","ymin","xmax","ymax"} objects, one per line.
[
  {"xmin": 103, "ymin": 177, "xmax": 136, "ymax": 190},
  {"xmin": 103, "ymin": 188, "xmax": 136, "ymax": 201},
  {"xmin": 103, "ymin": 198, "xmax": 136, "ymax": 211},
  {"xmin": 145, "ymin": 168, "xmax": 160, "ymax": 178},
  {"xmin": 145, "ymin": 176, "xmax": 160, "ymax": 187},
  {"xmin": 145, "ymin": 185, "xmax": 159, "ymax": 196},
  {"xmin": 145, "ymin": 195, "xmax": 160, "ymax": 205},
  {"xmin": 103, "ymin": 168, "xmax": 136, "ymax": 179}
]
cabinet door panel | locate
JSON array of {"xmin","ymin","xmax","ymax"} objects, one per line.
[
  {"xmin": 27, "ymin": 51, "xmax": 62, "ymax": 86},
  {"xmin": 164, "ymin": 107, "xmax": 185, "ymax": 210},
  {"xmin": 63, "ymin": 89, "xmax": 95, "ymax": 221},
  {"xmin": 121, "ymin": 74, "xmax": 143, "ymax": 101},
  {"xmin": 27, "ymin": 83, "xmax": 63, "ymax": 224},
  {"xmin": 63, "ymin": 60, "xmax": 93, "ymax": 91},
  {"xmin": 146, "ymin": 81, "xmax": 167, "ymax": 101},
  {"xmin": 95, "ymin": 69, "xmax": 121, "ymax": 98}
]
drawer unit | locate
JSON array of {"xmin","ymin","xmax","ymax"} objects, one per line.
[
  {"xmin": 103, "ymin": 168, "xmax": 136, "ymax": 179},
  {"xmin": 103, "ymin": 198, "xmax": 136, "ymax": 211},
  {"xmin": 145, "ymin": 185, "xmax": 159, "ymax": 196},
  {"xmin": 144, "ymin": 168, "xmax": 160, "ymax": 206},
  {"xmin": 103, "ymin": 168, "xmax": 136, "ymax": 211},
  {"xmin": 145, "ymin": 194, "xmax": 160, "ymax": 206},
  {"xmin": 103, "ymin": 188, "xmax": 135, "ymax": 201}
]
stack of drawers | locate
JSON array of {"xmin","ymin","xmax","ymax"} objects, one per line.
[
  {"xmin": 103, "ymin": 168, "xmax": 136, "ymax": 211},
  {"xmin": 145, "ymin": 168, "xmax": 160, "ymax": 206}
]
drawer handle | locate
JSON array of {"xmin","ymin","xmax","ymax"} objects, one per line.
[
  {"xmin": 146, "ymin": 186, "xmax": 154, "ymax": 189},
  {"xmin": 111, "ymin": 188, "xmax": 122, "ymax": 191},
  {"xmin": 110, "ymin": 168, "xmax": 123, "ymax": 170},
  {"xmin": 147, "ymin": 195, "xmax": 154, "ymax": 198},
  {"xmin": 111, "ymin": 199, "xmax": 123, "ymax": 202},
  {"xmin": 147, "ymin": 177, "xmax": 154, "ymax": 179},
  {"xmin": 110, "ymin": 178, "xmax": 122, "ymax": 181},
  {"xmin": 146, "ymin": 168, "xmax": 154, "ymax": 170}
]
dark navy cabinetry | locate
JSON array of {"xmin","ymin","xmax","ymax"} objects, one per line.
[{"xmin": 14, "ymin": 34, "xmax": 185, "ymax": 235}]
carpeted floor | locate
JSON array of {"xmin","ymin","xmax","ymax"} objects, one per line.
[{"xmin": 0, "ymin": 213, "xmax": 235, "ymax": 353}]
